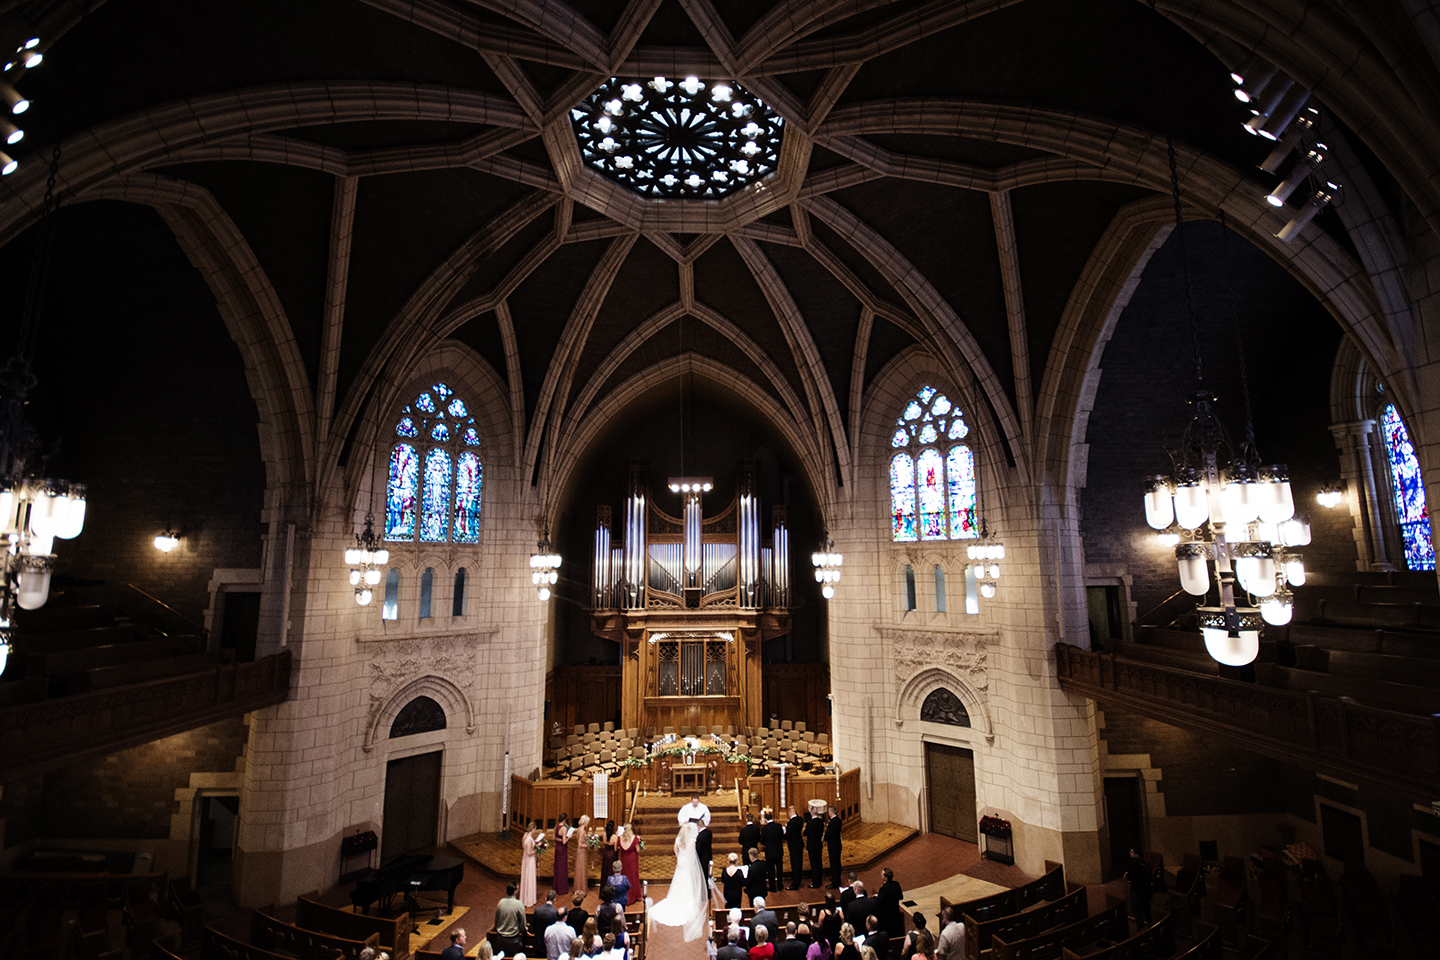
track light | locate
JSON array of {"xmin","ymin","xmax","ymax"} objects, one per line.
[
  {"xmin": 1266, "ymin": 144, "xmax": 1328, "ymax": 207},
  {"xmin": 1258, "ymin": 108, "xmax": 1318, "ymax": 173},
  {"xmin": 1229, "ymin": 53, "xmax": 1268, "ymax": 88},
  {"xmin": 1234, "ymin": 60, "xmax": 1280, "ymax": 104},
  {"xmin": 1258, "ymin": 86, "xmax": 1311, "ymax": 140},
  {"xmin": 1277, "ymin": 182, "xmax": 1340, "ymax": 243},
  {"xmin": 1241, "ymin": 74, "xmax": 1293, "ymax": 129},
  {"xmin": 0, "ymin": 81, "xmax": 28, "ymax": 114},
  {"xmin": 0, "ymin": 151, "xmax": 16, "ymax": 175},
  {"xmin": 0, "ymin": 121, "xmax": 21, "ymax": 145}
]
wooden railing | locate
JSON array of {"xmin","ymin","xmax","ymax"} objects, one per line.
[
  {"xmin": 1, "ymin": 650, "xmax": 292, "ymax": 778},
  {"xmin": 1055, "ymin": 643, "xmax": 1440, "ymax": 797},
  {"xmin": 510, "ymin": 774, "xmax": 628, "ymax": 829},
  {"xmin": 745, "ymin": 767, "xmax": 861, "ymax": 819}
]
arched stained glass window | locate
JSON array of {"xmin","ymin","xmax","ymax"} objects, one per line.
[
  {"xmin": 890, "ymin": 386, "xmax": 979, "ymax": 542},
  {"xmin": 385, "ymin": 383, "xmax": 483, "ymax": 544},
  {"xmin": 1380, "ymin": 404, "xmax": 1435, "ymax": 571}
]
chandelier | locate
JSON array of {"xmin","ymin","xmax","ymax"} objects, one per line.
[
  {"xmin": 345, "ymin": 511, "xmax": 388, "ymax": 606},
  {"xmin": 966, "ymin": 523, "xmax": 1004, "ymax": 599},
  {"xmin": 531, "ymin": 533, "xmax": 561, "ymax": 602},
  {"xmin": 811, "ymin": 533, "xmax": 843, "ymax": 600},
  {"xmin": 0, "ymin": 146, "xmax": 86, "ymax": 676}
]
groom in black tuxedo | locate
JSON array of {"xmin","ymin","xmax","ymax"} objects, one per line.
[{"xmin": 693, "ymin": 818, "xmax": 713, "ymax": 879}]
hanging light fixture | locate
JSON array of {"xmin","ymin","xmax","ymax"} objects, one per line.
[
  {"xmin": 966, "ymin": 521, "xmax": 1003, "ymax": 599},
  {"xmin": 345, "ymin": 512, "xmax": 388, "ymax": 606},
  {"xmin": 1316, "ymin": 484, "xmax": 1343, "ymax": 508},
  {"xmin": 811, "ymin": 532, "xmax": 843, "ymax": 600},
  {"xmin": 153, "ymin": 530, "xmax": 180, "ymax": 553},
  {"xmin": 531, "ymin": 533, "xmax": 561, "ymax": 601},
  {"xmin": 0, "ymin": 146, "xmax": 85, "ymax": 673}
]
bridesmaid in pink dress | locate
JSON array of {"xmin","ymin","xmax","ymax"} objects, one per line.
[
  {"xmin": 552, "ymin": 813, "xmax": 572, "ymax": 895},
  {"xmin": 518, "ymin": 821, "xmax": 543, "ymax": 906},
  {"xmin": 573, "ymin": 815, "xmax": 592, "ymax": 891},
  {"xmin": 618, "ymin": 823, "xmax": 642, "ymax": 898}
]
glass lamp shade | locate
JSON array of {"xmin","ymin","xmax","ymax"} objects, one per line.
[
  {"xmin": 1176, "ymin": 542, "xmax": 1210, "ymax": 596},
  {"xmin": 16, "ymin": 554, "xmax": 55, "ymax": 610},
  {"xmin": 1257, "ymin": 465, "xmax": 1295, "ymax": 523},
  {"xmin": 372, "ymin": 548, "xmax": 389, "ymax": 566},
  {"xmin": 365, "ymin": 568, "xmax": 381, "ymax": 586},
  {"xmin": 980, "ymin": 581, "xmax": 996, "ymax": 599},
  {"xmin": 1173, "ymin": 474, "xmax": 1209, "ymax": 529},
  {"xmin": 1285, "ymin": 556, "xmax": 1306, "ymax": 586},
  {"xmin": 1198, "ymin": 606, "xmax": 1262, "ymax": 666},
  {"xmin": 1260, "ymin": 594, "xmax": 1294, "ymax": 625},
  {"xmin": 1221, "ymin": 478, "xmax": 1262, "ymax": 526},
  {"xmin": 56, "ymin": 486, "xmax": 86, "ymax": 539},
  {"xmin": 0, "ymin": 636, "xmax": 9, "ymax": 676},
  {"xmin": 26, "ymin": 480, "xmax": 70, "ymax": 536},
  {"xmin": 538, "ymin": 586, "xmax": 552, "ymax": 601},
  {"xmin": 0, "ymin": 481, "xmax": 16, "ymax": 535},
  {"xmin": 345, "ymin": 547, "xmax": 361, "ymax": 565},
  {"xmin": 24, "ymin": 530, "xmax": 54, "ymax": 557},
  {"xmin": 966, "ymin": 545, "xmax": 980, "ymax": 560},
  {"xmin": 1144, "ymin": 476, "xmax": 1174, "ymax": 530},
  {"xmin": 350, "ymin": 569, "xmax": 362, "ymax": 585},
  {"xmin": 1232, "ymin": 543, "xmax": 1276, "ymax": 597},
  {"xmin": 821, "ymin": 584, "xmax": 835, "ymax": 599},
  {"xmin": 988, "ymin": 564, "xmax": 1000, "ymax": 579},
  {"xmin": 1316, "ymin": 488, "xmax": 1342, "ymax": 508},
  {"xmin": 1157, "ymin": 531, "xmax": 1181, "ymax": 547},
  {"xmin": 355, "ymin": 588, "xmax": 373, "ymax": 606}
]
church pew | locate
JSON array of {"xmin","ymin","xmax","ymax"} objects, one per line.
[
  {"xmin": 1174, "ymin": 922, "xmax": 1223, "ymax": 960},
  {"xmin": 938, "ymin": 861, "xmax": 1064, "ymax": 927},
  {"xmin": 964, "ymin": 886, "xmax": 1087, "ymax": 960},
  {"xmin": 1292, "ymin": 645, "xmax": 1440, "ymax": 688},
  {"xmin": 250, "ymin": 909, "xmax": 378, "ymax": 960},
  {"xmin": 202, "ymin": 927, "xmax": 299, "ymax": 960},
  {"xmin": 1252, "ymin": 664, "xmax": 1440, "ymax": 716},
  {"xmin": 296, "ymin": 892, "xmax": 409, "ymax": 960},
  {"xmin": 1060, "ymin": 914, "xmax": 1173, "ymax": 960},
  {"xmin": 989, "ymin": 894, "xmax": 1126, "ymax": 960}
]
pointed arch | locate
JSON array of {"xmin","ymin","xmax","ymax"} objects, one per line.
[{"xmin": 365, "ymin": 674, "xmax": 475, "ymax": 752}]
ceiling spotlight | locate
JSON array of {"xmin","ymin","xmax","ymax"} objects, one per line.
[
  {"xmin": 1258, "ymin": 86, "xmax": 1311, "ymax": 140},
  {"xmin": 1266, "ymin": 144, "xmax": 1328, "ymax": 207},
  {"xmin": 1277, "ymin": 182, "xmax": 1340, "ymax": 243},
  {"xmin": 0, "ymin": 151, "xmax": 16, "ymax": 175},
  {"xmin": 154, "ymin": 531, "xmax": 180, "ymax": 553},
  {"xmin": 1233, "ymin": 60, "xmax": 1280, "ymax": 103},
  {"xmin": 1258, "ymin": 108, "xmax": 1319, "ymax": 174}
]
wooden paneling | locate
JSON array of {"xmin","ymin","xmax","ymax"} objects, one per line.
[
  {"xmin": 760, "ymin": 662, "xmax": 830, "ymax": 736},
  {"xmin": 746, "ymin": 768, "xmax": 861, "ymax": 821},
  {"xmin": 547, "ymin": 666, "xmax": 623, "ymax": 734},
  {"xmin": 642, "ymin": 697, "xmax": 743, "ymax": 737},
  {"xmin": 509, "ymin": 775, "xmax": 628, "ymax": 830}
]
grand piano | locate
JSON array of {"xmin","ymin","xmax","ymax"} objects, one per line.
[{"xmin": 350, "ymin": 854, "xmax": 464, "ymax": 916}]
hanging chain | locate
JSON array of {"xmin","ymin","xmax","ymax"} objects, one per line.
[
  {"xmin": 16, "ymin": 143, "xmax": 62, "ymax": 370},
  {"xmin": 1219, "ymin": 210, "xmax": 1259, "ymax": 471},
  {"xmin": 1167, "ymin": 135, "xmax": 1204, "ymax": 394}
]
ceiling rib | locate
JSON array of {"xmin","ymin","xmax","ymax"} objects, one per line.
[
  {"xmin": 990, "ymin": 189, "xmax": 1034, "ymax": 437},
  {"xmin": 317, "ymin": 175, "xmax": 361, "ymax": 455}
]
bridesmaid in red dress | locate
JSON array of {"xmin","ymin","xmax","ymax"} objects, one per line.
[
  {"xmin": 552, "ymin": 813, "xmax": 572, "ymax": 895},
  {"xmin": 618, "ymin": 823, "xmax": 642, "ymax": 898}
]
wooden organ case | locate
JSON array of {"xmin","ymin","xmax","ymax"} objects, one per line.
[{"xmin": 590, "ymin": 461, "xmax": 793, "ymax": 735}]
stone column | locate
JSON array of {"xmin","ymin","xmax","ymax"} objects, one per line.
[{"xmin": 1330, "ymin": 420, "xmax": 1394, "ymax": 571}]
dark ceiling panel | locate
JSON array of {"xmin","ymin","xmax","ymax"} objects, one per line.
[
  {"xmin": 564, "ymin": 0, "xmax": 625, "ymax": 34},
  {"xmin": 835, "ymin": 0, "xmax": 1264, "ymax": 175},
  {"xmin": 520, "ymin": 62, "xmax": 586, "ymax": 101},
  {"xmin": 829, "ymin": 177, "xmax": 1012, "ymax": 406},
  {"xmin": 804, "ymin": 1, "xmax": 927, "ymax": 44},
  {"xmin": 339, "ymin": 169, "xmax": 534, "ymax": 404},
  {"xmin": 1010, "ymin": 179, "xmax": 1153, "ymax": 391},
  {"xmin": 504, "ymin": 136, "xmax": 556, "ymax": 166},
  {"xmin": 757, "ymin": 240, "xmax": 862, "ymax": 430},
  {"xmin": 863, "ymin": 134, "xmax": 1050, "ymax": 168},
  {"xmin": 777, "ymin": 70, "xmax": 827, "ymax": 103},
  {"xmin": 509, "ymin": 239, "xmax": 614, "ymax": 421},
  {"xmin": 281, "ymin": 120, "xmax": 508, "ymax": 153},
  {"xmin": 693, "ymin": 239, "xmax": 806, "ymax": 402},
  {"xmin": 447, "ymin": 215, "xmax": 559, "ymax": 312},
  {"xmin": 864, "ymin": 315, "xmax": 919, "ymax": 391},
  {"xmin": 570, "ymin": 239, "xmax": 680, "ymax": 407},
  {"xmin": 448, "ymin": 311, "xmax": 509, "ymax": 387},
  {"xmin": 21, "ymin": 0, "xmax": 513, "ymax": 155},
  {"xmin": 158, "ymin": 161, "xmax": 333, "ymax": 391},
  {"xmin": 808, "ymin": 143, "xmax": 855, "ymax": 172},
  {"xmin": 717, "ymin": 0, "xmax": 780, "ymax": 39},
  {"xmin": 634, "ymin": 0, "xmax": 710, "ymax": 48},
  {"xmin": 808, "ymin": 217, "xmax": 896, "ymax": 300}
]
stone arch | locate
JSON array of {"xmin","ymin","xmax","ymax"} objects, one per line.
[
  {"xmin": 365, "ymin": 674, "xmax": 475, "ymax": 752},
  {"xmin": 896, "ymin": 665, "xmax": 993, "ymax": 745}
]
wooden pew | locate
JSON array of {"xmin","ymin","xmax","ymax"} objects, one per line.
[
  {"xmin": 1175, "ymin": 921, "xmax": 1223, "ymax": 960},
  {"xmin": 1060, "ymin": 914, "xmax": 1173, "ymax": 960},
  {"xmin": 965, "ymin": 886, "xmax": 1087, "ymax": 960},
  {"xmin": 203, "ymin": 926, "xmax": 305, "ymax": 960},
  {"xmin": 250, "ymin": 909, "xmax": 378, "ymax": 960},
  {"xmin": 938, "ymin": 861, "xmax": 1065, "ymax": 928},
  {"xmin": 989, "ymin": 894, "xmax": 1126, "ymax": 960},
  {"xmin": 296, "ymin": 892, "xmax": 410, "ymax": 960},
  {"xmin": 711, "ymin": 903, "xmax": 815, "ymax": 932}
]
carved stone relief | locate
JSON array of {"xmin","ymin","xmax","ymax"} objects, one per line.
[
  {"xmin": 365, "ymin": 634, "xmax": 484, "ymax": 742},
  {"xmin": 882, "ymin": 627, "xmax": 995, "ymax": 744}
]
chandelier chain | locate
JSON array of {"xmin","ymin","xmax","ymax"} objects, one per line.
[
  {"xmin": 1166, "ymin": 135, "xmax": 1204, "ymax": 394},
  {"xmin": 1219, "ymin": 210, "xmax": 1259, "ymax": 470}
]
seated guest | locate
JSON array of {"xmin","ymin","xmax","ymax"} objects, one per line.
[
  {"xmin": 774, "ymin": 922, "xmax": 807, "ymax": 960},
  {"xmin": 749, "ymin": 925, "xmax": 775, "ymax": 960},
  {"xmin": 494, "ymin": 881, "xmax": 529, "ymax": 956},
  {"xmin": 606, "ymin": 860, "xmax": 632, "ymax": 906},
  {"xmin": 717, "ymin": 925, "xmax": 748, "ymax": 960},
  {"xmin": 862, "ymin": 915, "xmax": 889, "ymax": 960},
  {"xmin": 752, "ymin": 897, "xmax": 781, "ymax": 945},
  {"xmin": 533, "ymin": 889, "xmax": 561, "ymax": 956},
  {"xmin": 565, "ymin": 890, "xmax": 589, "ymax": 933},
  {"xmin": 441, "ymin": 930, "xmax": 466, "ymax": 960}
]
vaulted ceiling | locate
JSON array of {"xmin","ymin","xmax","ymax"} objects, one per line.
[{"xmin": 0, "ymin": 0, "xmax": 1408, "ymax": 515}]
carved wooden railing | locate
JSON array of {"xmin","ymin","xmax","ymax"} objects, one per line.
[
  {"xmin": 0, "ymin": 650, "xmax": 292, "ymax": 778},
  {"xmin": 1055, "ymin": 643, "xmax": 1440, "ymax": 798}
]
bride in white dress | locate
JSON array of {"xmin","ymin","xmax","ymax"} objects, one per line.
[{"xmin": 647, "ymin": 821, "xmax": 713, "ymax": 942}]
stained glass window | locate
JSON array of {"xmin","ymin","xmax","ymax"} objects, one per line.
[
  {"xmin": 1381, "ymin": 404, "xmax": 1435, "ymax": 571},
  {"xmin": 385, "ymin": 383, "xmax": 483, "ymax": 544},
  {"xmin": 889, "ymin": 385, "xmax": 980, "ymax": 542},
  {"xmin": 890, "ymin": 453, "xmax": 917, "ymax": 541},
  {"xmin": 385, "ymin": 444, "xmax": 418, "ymax": 539},
  {"xmin": 420, "ymin": 449, "xmax": 452, "ymax": 542}
]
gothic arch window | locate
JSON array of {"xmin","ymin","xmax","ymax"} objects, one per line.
[
  {"xmin": 385, "ymin": 382, "xmax": 483, "ymax": 544},
  {"xmin": 390, "ymin": 696, "xmax": 447, "ymax": 738},
  {"xmin": 1379, "ymin": 403, "xmax": 1435, "ymax": 571},
  {"xmin": 920, "ymin": 688, "xmax": 971, "ymax": 727},
  {"xmin": 890, "ymin": 386, "xmax": 978, "ymax": 542}
]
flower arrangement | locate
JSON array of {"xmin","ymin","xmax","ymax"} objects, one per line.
[
  {"xmin": 979, "ymin": 815, "xmax": 1011, "ymax": 835},
  {"xmin": 586, "ymin": 833, "xmax": 604, "ymax": 849},
  {"xmin": 536, "ymin": 836, "xmax": 549, "ymax": 852},
  {"xmin": 638, "ymin": 839, "xmax": 646, "ymax": 851},
  {"xmin": 341, "ymin": 831, "xmax": 378, "ymax": 856},
  {"xmin": 620, "ymin": 756, "xmax": 650, "ymax": 769}
]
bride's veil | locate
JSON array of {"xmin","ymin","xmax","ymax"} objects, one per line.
[{"xmin": 649, "ymin": 821, "xmax": 711, "ymax": 942}]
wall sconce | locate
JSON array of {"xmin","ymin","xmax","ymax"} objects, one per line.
[
  {"xmin": 153, "ymin": 530, "xmax": 180, "ymax": 553},
  {"xmin": 1316, "ymin": 484, "xmax": 1343, "ymax": 508}
]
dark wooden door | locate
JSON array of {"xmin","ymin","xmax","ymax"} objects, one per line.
[
  {"xmin": 925, "ymin": 743, "xmax": 977, "ymax": 842},
  {"xmin": 1104, "ymin": 775, "xmax": 1144, "ymax": 881},
  {"xmin": 382, "ymin": 751, "xmax": 442, "ymax": 862}
]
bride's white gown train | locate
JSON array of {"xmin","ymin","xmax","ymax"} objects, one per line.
[{"xmin": 647, "ymin": 822, "xmax": 713, "ymax": 942}]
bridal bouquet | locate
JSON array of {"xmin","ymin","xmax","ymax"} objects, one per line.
[
  {"xmin": 536, "ymin": 836, "xmax": 549, "ymax": 852},
  {"xmin": 638, "ymin": 840, "xmax": 646, "ymax": 851},
  {"xmin": 586, "ymin": 833, "xmax": 604, "ymax": 849}
]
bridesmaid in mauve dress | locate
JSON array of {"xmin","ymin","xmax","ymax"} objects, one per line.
[
  {"xmin": 573, "ymin": 814, "xmax": 592, "ymax": 891},
  {"xmin": 618, "ymin": 823, "xmax": 642, "ymax": 898},
  {"xmin": 603, "ymin": 819, "xmax": 618, "ymax": 881},
  {"xmin": 552, "ymin": 813, "xmax": 572, "ymax": 895},
  {"xmin": 519, "ymin": 821, "xmax": 542, "ymax": 906}
]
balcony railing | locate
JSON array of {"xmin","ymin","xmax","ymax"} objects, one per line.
[
  {"xmin": 1055, "ymin": 643, "xmax": 1440, "ymax": 799},
  {"xmin": 0, "ymin": 650, "xmax": 292, "ymax": 778}
]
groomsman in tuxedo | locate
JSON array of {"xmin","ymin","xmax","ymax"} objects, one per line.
[
  {"xmin": 785, "ymin": 807, "xmax": 806, "ymax": 890},
  {"xmin": 738, "ymin": 813, "xmax": 761, "ymax": 859},
  {"xmin": 761, "ymin": 809, "xmax": 786, "ymax": 892},
  {"xmin": 806, "ymin": 807, "xmax": 825, "ymax": 888},
  {"xmin": 825, "ymin": 806, "xmax": 843, "ymax": 888}
]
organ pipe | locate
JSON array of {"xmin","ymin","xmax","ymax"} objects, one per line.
[
  {"xmin": 772, "ymin": 505, "xmax": 789, "ymax": 608},
  {"xmin": 594, "ymin": 506, "xmax": 612, "ymax": 609},
  {"xmin": 739, "ymin": 460, "xmax": 759, "ymax": 607},
  {"xmin": 683, "ymin": 492, "xmax": 702, "ymax": 588},
  {"xmin": 624, "ymin": 464, "xmax": 647, "ymax": 609}
]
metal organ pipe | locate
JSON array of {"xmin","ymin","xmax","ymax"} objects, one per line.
[
  {"xmin": 624, "ymin": 467, "xmax": 647, "ymax": 609},
  {"xmin": 772, "ymin": 506, "xmax": 789, "ymax": 608},
  {"xmin": 739, "ymin": 462, "xmax": 760, "ymax": 607},
  {"xmin": 684, "ymin": 493, "xmax": 701, "ymax": 588},
  {"xmin": 593, "ymin": 507, "xmax": 612, "ymax": 609}
]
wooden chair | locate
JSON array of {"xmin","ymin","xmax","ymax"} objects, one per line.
[
  {"xmin": 679, "ymin": 725, "xmax": 693, "ymax": 736},
  {"xmin": 663, "ymin": 725, "xmax": 676, "ymax": 736},
  {"xmin": 724, "ymin": 726, "xmax": 736, "ymax": 736},
  {"xmin": 626, "ymin": 727, "xmax": 639, "ymax": 741},
  {"xmin": 631, "ymin": 746, "xmax": 646, "ymax": 759},
  {"xmin": 816, "ymin": 733, "xmax": 829, "ymax": 746},
  {"xmin": 801, "ymin": 731, "xmax": 815, "ymax": 743},
  {"xmin": 603, "ymin": 721, "xmax": 615, "ymax": 732},
  {"xmin": 568, "ymin": 757, "xmax": 584, "ymax": 779}
]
